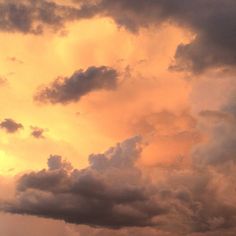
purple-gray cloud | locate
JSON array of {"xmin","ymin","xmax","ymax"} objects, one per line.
[
  {"xmin": 34, "ymin": 66, "xmax": 118, "ymax": 104},
  {"xmin": 30, "ymin": 126, "xmax": 46, "ymax": 139},
  {"xmin": 0, "ymin": 119, "xmax": 23, "ymax": 133},
  {"xmin": 0, "ymin": 1, "xmax": 235, "ymax": 72},
  {"xmin": 2, "ymin": 133, "xmax": 236, "ymax": 234}
]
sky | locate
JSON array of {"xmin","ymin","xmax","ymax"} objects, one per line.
[{"xmin": 0, "ymin": 0, "xmax": 236, "ymax": 235}]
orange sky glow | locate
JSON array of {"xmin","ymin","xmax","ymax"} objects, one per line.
[{"xmin": 0, "ymin": 1, "xmax": 236, "ymax": 236}]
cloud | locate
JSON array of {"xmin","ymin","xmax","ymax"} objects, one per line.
[
  {"xmin": 192, "ymin": 91, "xmax": 236, "ymax": 167},
  {"xmin": 0, "ymin": 119, "xmax": 23, "ymax": 133},
  {"xmin": 2, "ymin": 135, "xmax": 236, "ymax": 234},
  {"xmin": 34, "ymin": 66, "xmax": 119, "ymax": 104},
  {"xmin": 0, "ymin": 213, "xmax": 80, "ymax": 236},
  {"xmin": 0, "ymin": 0, "xmax": 90, "ymax": 34},
  {"xmin": 199, "ymin": 110, "xmax": 235, "ymax": 124},
  {"xmin": 30, "ymin": 126, "xmax": 46, "ymax": 139},
  {"xmin": 92, "ymin": 0, "xmax": 236, "ymax": 72},
  {"xmin": 71, "ymin": 0, "xmax": 236, "ymax": 72},
  {"xmin": 2, "ymin": 137, "xmax": 169, "ymax": 228},
  {"xmin": 0, "ymin": 1, "xmax": 235, "ymax": 72},
  {"xmin": 47, "ymin": 155, "xmax": 73, "ymax": 171}
]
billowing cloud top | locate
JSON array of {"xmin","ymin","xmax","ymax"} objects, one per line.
[
  {"xmin": 3, "ymin": 137, "xmax": 166, "ymax": 228},
  {"xmin": 3, "ymin": 133, "xmax": 236, "ymax": 234},
  {"xmin": 35, "ymin": 66, "xmax": 118, "ymax": 104}
]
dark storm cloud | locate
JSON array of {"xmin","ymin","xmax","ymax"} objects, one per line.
[
  {"xmin": 84, "ymin": 0, "xmax": 236, "ymax": 72},
  {"xmin": 0, "ymin": 1, "xmax": 235, "ymax": 71},
  {"xmin": 2, "ymin": 136, "xmax": 236, "ymax": 234},
  {"xmin": 34, "ymin": 66, "xmax": 118, "ymax": 104},
  {"xmin": 2, "ymin": 137, "xmax": 169, "ymax": 228},
  {"xmin": 7, "ymin": 57, "xmax": 24, "ymax": 64},
  {"xmin": 0, "ymin": 118, "xmax": 23, "ymax": 133}
]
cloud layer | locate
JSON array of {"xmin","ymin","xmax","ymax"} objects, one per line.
[{"xmin": 3, "ymin": 129, "xmax": 236, "ymax": 234}]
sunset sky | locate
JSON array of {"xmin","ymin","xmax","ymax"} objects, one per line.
[{"xmin": 0, "ymin": 1, "xmax": 236, "ymax": 235}]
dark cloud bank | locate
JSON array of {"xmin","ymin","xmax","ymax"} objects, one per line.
[
  {"xmin": 35, "ymin": 66, "xmax": 118, "ymax": 104},
  {"xmin": 1, "ymin": 0, "xmax": 236, "ymax": 72},
  {"xmin": 0, "ymin": 0, "xmax": 91, "ymax": 34},
  {"xmin": 2, "ymin": 122, "xmax": 236, "ymax": 235}
]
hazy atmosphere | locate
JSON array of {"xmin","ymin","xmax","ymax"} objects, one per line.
[{"xmin": 0, "ymin": 1, "xmax": 236, "ymax": 235}]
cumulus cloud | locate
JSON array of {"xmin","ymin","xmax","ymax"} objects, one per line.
[
  {"xmin": 2, "ymin": 134, "xmax": 236, "ymax": 234},
  {"xmin": 34, "ymin": 66, "xmax": 119, "ymax": 104},
  {"xmin": 0, "ymin": 118, "xmax": 23, "ymax": 133},
  {"xmin": 199, "ymin": 110, "xmax": 236, "ymax": 124}
]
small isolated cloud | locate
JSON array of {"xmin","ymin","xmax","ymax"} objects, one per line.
[
  {"xmin": 0, "ymin": 119, "xmax": 23, "ymax": 133},
  {"xmin": 34, "ymin": 66, "xmax": 119, "ymax": 104},
  {"xmin": 7, "ymin": 57, "xmax": 24, "ymax": 64},
  {"xmin": 30, "ymin": 126, "xmax": 46, "ymax": 139}
]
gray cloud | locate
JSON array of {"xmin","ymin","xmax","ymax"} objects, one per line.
[
  {"xmin": 0, "ymin": 1, "xmax": 235, "ymax": 72},
  {"xmin": 47, "ymin": 155, "xmax": 73, "ymax": 171},
  {"xmin": 89, "ymin": 0, "xmax": 236, "ymax": 72},
  {"xmin": 34, "ymin": 66, "xmax": 118, "ymax": 104},
  {"xmin": 0, "ymin": 0, "xmax": 90, "ymax": 34},
  {"xmin": 2, "ymin": 135, "xmax": 236, "ymax": 234},
  {"xmin": 2, "ymin": 137, "xmax": 169, "ymax": 228},
  {"xmin": 0, "ymin": 118, "xmax": 23, "ymax": 133},
  {"xmin": 199, "ymin": 110, "xmax": 235, "ymax": 124}
]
